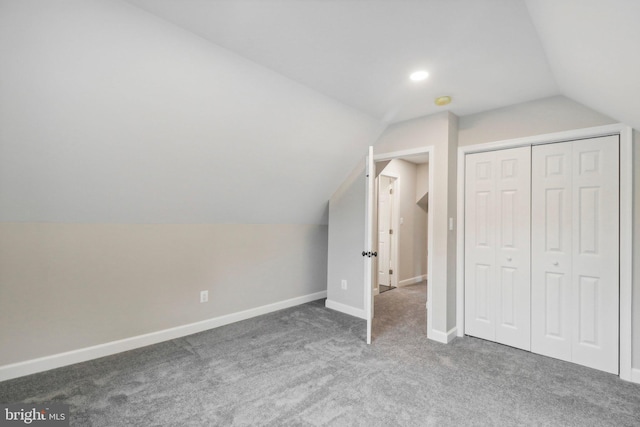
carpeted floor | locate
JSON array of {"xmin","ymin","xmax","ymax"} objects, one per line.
[
  {"xmin": 1, "ymin": 283, "xmax": 639, "ymax": 426},
  {"xmin": 372, "ymin": 282, "xmax": 427, "ymax": 343}
]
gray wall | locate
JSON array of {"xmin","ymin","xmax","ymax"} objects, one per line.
[
  {"xmin": 416, "ymin": 163, "xmax": 429, "ymax": 276},
  {"xmin": 326, "ymin": 161, "xmax": 366, "ymax": 311},
  {"xmin": 0, "ymin": 223, "xmax": 327, "ymax": 366},
  {"xmin": 0, "ymin": 0, "xmax": 379, "ymax": 367},
  {"xmin": 446, "ymin": 114, "xmax": 459, "ymax": 328},
  {"xmin": 458, "ymin": 95, "xmax": 615, "ymax": 146}
]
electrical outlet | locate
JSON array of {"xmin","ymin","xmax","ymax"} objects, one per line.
[
  {"xmin": 200, "ymin": 290, "xmax": 208, "ymax": 303},
  {"xmin": 341, "ymin": 279, "xmax": 347, "ymax": 290}
]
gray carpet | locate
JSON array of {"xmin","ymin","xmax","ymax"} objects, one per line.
[
  {"xmin": 372, "ymin": 282, "xmax": 427, "ymax": 343},
  {"xmin": 1, "ymin": 283, "xmax": 640, "ymax": 426}
]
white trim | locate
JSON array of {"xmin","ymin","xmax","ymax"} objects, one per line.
[
  {"xmin": 455, "ymin": 123, "xmax": 633, "ymax": 381},
  {"xmin": 430, "ymin": 327, "xmax": 458, "ymax": 344},
  {"xmin": 458, "ymin": 123, "xmax": 626, "ymax": 154},
  {"xmin": 630, "ymin": 368, "xmax": 640, "ymax": 384},
  {"xmin": 398, "ymin": 275, "xmax": 428, "ymax": 287},
  {"xmin": 619, "ymin": 126, "xmax": 634, "ymax": 382},
  {"xmin": 372, "ymin": 146, "xmax": 435, "ymax": 342},
  {"xmin": 374, "ymin": 147, "xmax": 432, "ymax": 162},
  {"xmin": 0, "ymin": 290, "xmax": 327, "ymax": 382},
  {"xmin": 325, "ymin": 299, "xmax": 367, "ymax": 320}
]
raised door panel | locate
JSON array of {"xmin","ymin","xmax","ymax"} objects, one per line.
[
  {"xmin": 464, "ymin": 151, "xmax": 497, "ymax": 341},
  {"xmin": 494, "ymin": 147, "xmax": 531, "ymax": 350},
  {"xmin": 531, "ymin": 142, "xmax": 573, "ymax": 361},
  {"xmin": 570, "ymin": 136, "xmax": 619, "ymax": 374}
]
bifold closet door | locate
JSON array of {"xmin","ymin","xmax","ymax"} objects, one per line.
[
  {"xmin": 531, "ymin": 136, "xmax": 619, "ymax": 374},
  {"xmin": 465, "ymin": 147, "xmax": 531, "ymax": 350}
]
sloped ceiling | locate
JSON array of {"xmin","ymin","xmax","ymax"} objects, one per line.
[
  {"xmin": 0, "ymin": 0, "xmax": 382, "ymax": 225},
  {"xmin": 126, "ymin": 0, "xmax": 559, "ymax": 123},
  {"xmin": 525, "ymin": 0, "xmax": 640, "ymax": 131},
  {"xmin": 126, "ymin": 0, "xmax": 640, "ymax": 129},
  {"xmin": 2, "ymin": 0, "xmax": 637, "ymax": 227}
]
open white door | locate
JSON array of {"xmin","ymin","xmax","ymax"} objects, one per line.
[
  {"xmin": 364, "ymin": 146, "xmax": 375, "ymax": 344},
  {"xmin": 325, "ymin": 146, "xmax": 375, "ymax": 345}
]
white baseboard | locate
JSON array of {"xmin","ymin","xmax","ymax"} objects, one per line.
[
  {"xmin": 630, "ymin": 368, "xmax": 640, "ymax": 384},
  {"xmin": 0, "ymin": 290, "xmax": 327, "ymax": 382},
  {"xmin": 325, "ymin": 299, "xmax": 366, "ymax": 319},
  {"xmin": 428, "ymin": 327, "xmax": 458, "ymax": 344},
  {"xmin": 398, "ymin": 275, "xmax": 427, "ymax": 287}
]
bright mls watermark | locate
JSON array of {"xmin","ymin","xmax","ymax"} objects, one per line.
[{"xmin": 1, "ymin": 403, "xmax": 69, "ymax": 426}]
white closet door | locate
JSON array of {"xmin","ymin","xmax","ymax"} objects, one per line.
[
  {"xmin": 571, "ymin": 136, "xmax": 619, "ymax": 374},
  {"xmin": 494, "ymin": 148, "xmax": 531, "ymax": 350},
  {"xmin": 465, "ymin": 147, "xmax": 531, "ymax": 350},
  {"xmin": 531, "ymin": 143, "xmax": 573, "ymax": 360},
  {"xmin": 465, "ymin": 151, "xmax": 497, "ymax": 342},
  {"xmin": 532, "ymin": 136, "xmax": 619, "ymax": 374}
]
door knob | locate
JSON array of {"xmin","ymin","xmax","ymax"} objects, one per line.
[{"xmin": 553, "ymin": 261, "xmax": 559, "ymax": 266}]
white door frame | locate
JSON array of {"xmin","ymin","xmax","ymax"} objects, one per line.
[
  {"xmin": 455, "ymin": 123, "xmax": 634, "ymax": 382},
  {"xmin": 370, "ymin": 146, "xmax": 435, "ymax": 340}
]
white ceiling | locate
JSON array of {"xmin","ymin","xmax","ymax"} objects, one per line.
[
  {"xmin": 126, "ymin": 0, "xmax": 559, "ymax": 124},
  {"xmin": 3, "ymin": 0, "xmax": 637, "ymax": 226},
  {"xmin": 525, "ymin": 0, "xmax": 640, "ymax": 132}
]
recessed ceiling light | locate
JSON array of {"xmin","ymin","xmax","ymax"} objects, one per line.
[
  {"xmin": 409, "ymin": 70, "xmax": 429, "ymax": 82},
  {"xmin": 435, "ymin": 96, "xmax": 452, "ymax": 106}
]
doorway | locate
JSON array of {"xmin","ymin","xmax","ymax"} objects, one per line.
[{"xmin": 371, "ymin": 154, "xmax": 430, "ymax": 341}]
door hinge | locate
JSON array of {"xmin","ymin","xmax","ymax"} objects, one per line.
[
  {"xmin": 389, "ymin": 229, "xmax": 393, "ymax": 235},
  {"xmin": 389, "ymin": 188, "xmax": 393, "ymax": 195},
  {"xmin": 389, "ymin": 269, "xmax": 393, "ymax": 275}
]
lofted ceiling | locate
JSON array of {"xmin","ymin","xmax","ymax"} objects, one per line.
[
  {"xmin": 525, "ymin": 0, "xmax": 640, "ymax": 132},
  {"xmin": 2, "ymin": 0, "xmax": 637, "ymax": 226},
  {"xmin": 125, "ymin": 0, "xmax": 640, "ymax": 129},
  {"xmin": 126, "ymin": 0, "xmax": 560, "ymax": 124}
]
